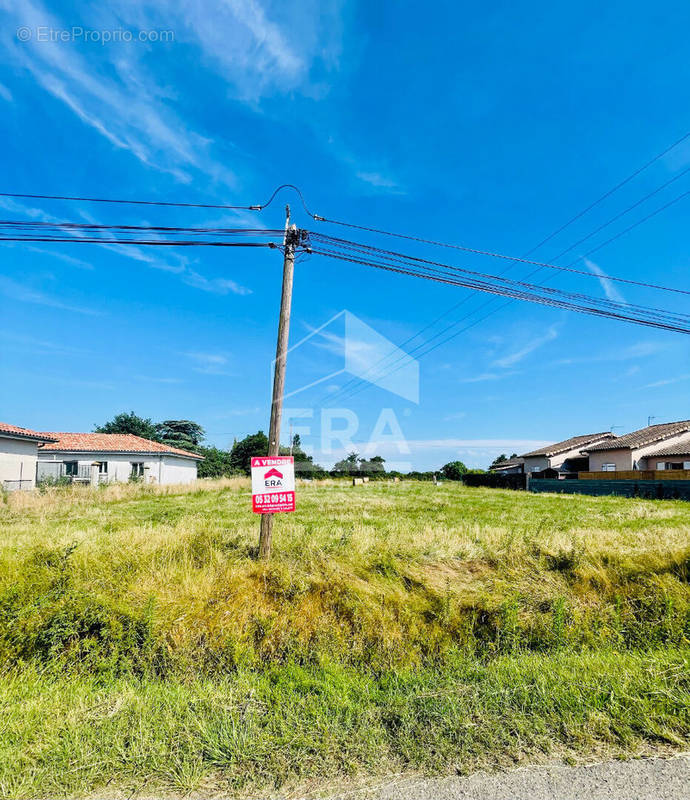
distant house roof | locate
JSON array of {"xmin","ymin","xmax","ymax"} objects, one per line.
[
  {"xmin": 490, "ymin": 457, "xmax": 524, "ymax": 471},
  {"xmin": 584, "ymin": 420, "xmax": 690, "ymax": 452},
  {"xmin": 644, "ymin": 441, "xmax": 690, "ymax": 458},
  {"xmin": 0, "ymin": 422, "xmax": 57, "ymax": 443},
  {"xmin": 522, "ymin": 432, "xmax": 616, "ymax": 459},
  {"xmin": 38, "ymin": 433, "xmax": 204, "ymax": 460}
]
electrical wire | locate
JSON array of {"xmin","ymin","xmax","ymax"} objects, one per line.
[
  {"xmin": 0, "ymin": 182, "xmax": 316, "ymax": 215},
  {"xmin": 307, "ymin": 235, "xmax": 690, "ymax": 325},
  {"xmin": 316, "ymin": 137, "xmax": 690, "ymax": 406},
  {"xmin": 308, "ymin": 245, "xmax": 690, "ymax": 334}
]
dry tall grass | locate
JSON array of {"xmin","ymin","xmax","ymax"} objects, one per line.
[{"xmin": 1, "ymin": 479, "xmax": 689, "ymax": 670}]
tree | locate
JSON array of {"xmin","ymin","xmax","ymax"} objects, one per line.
[
  {"xmin": 441, "ymin": 460, "xmax": 468, "ymax": 481},
  {"xmin": 331, "ymin": 451, "xmax": 361, "ymax": 477},
  {"xmin": 155, "ymin": 420, "xmax": 205, "ymax": 452},
  {"xmin": 197, "ymin": 446, "xmax": 235, "ymax": 478},
  {"xmin": 358, "ymin": 455, "xmax": 386, "ymax": 477},
  {"xmin": 229, "ymin": 431, "xmax": 269, "ymax": 475},
  {"xmin": 95, "ymin": 412, "xmax": 160, "ymax": 441},
  {"xmin": 279, "ymin": 435, "xmax": 326, "ymax": 478}
]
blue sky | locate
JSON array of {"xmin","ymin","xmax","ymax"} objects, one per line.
[{"xmin": 0, "ymin": 0, "xmax": 689, "ymax": 469}]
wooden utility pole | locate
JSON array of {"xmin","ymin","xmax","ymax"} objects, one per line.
[{"xmin": 258, "ymin": 205, "xmax": 296, "ymax": 560}]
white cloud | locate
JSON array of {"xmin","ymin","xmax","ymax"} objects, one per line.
[
  {"xmin": 584, "ymin": 258, "xmax": 626, "ymax": 304},
  {"xmin": 25, "ymin": 246, "xmax": 94, "ymax": 270},
  {"xmin": 3, "ymin": 199, "xmax": 252, "ymax": 296},
  {"xmin": 1, "ymin": 0, "xmax": 233, "ymax": 184},
  {"xmin": 184, "ymin": 351, "xmax": 233, "ymax": 375},
  {"xmin": 182, "ymin": 270, "xmax": 252, "ymax": 296},
  {"xmin": 553, "ymin": 340, "xmax": 667, "ymax": 367},
  {"xmin": 642, "ymin": 373, "xmax": 690, "ymax": 389},
  {"xmin": 460, "ymin": 371, "xmax": 517, "ymax": 383},
  {"xmin": 493, "ymin": 325, "xmax": 559, "ymax": 368},
  {"xmin": 0, "ymin": 275, "xmax": 100, "ymax": 315},
  {"xmin": 443, "ymin": 411, "xmax": 467, "ymax": 421},
  {"xmin": 355, "ymin": 171, "xmax": 404, "ymax": 193},
  {"xmin": 0, "ymin": 81, "xmax": 12, "ymax": 101}
]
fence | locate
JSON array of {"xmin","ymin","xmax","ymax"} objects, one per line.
[
  {"xmin": 36, "ymin": 462, "xmax": 108, "ymax": 484},
  {"xmin": 462, "ymin": 473, "xmax": 527, "ymax": 490},
  {"xmin": 581, "ymin": 470, "xmax": 690, "ymax": 481},
  {"xmin": 2, "ymin": 479, "xmax": 33, "ymax": 491},
  {"xmin": 530, "ymin": 478, "xmax": 690, "ymax": 501}
]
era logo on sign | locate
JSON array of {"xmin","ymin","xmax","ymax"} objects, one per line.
[{"xmin": 251, "ymin": 456, "xmax": 296, "ymax": 514}]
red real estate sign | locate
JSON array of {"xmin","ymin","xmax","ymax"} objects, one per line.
[{"xmin": 250, "ymin": 456, "xmax": 296, "ymax": 513}]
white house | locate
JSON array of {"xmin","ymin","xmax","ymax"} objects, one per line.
[
  {"xmin": 0, "ymin": 422, "xmax": 58, "ymax": 490},
  {"xmin": 37, "ymin": 432, "xmax": 203, "ymax": 485}
]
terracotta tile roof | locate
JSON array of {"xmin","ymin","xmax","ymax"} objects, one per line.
[
  {"xmin": 38, "ymin": 432, "xmax": 203, "ymax": 459},
  {"xmin": 0, "ymin": 422, "xmax": 57, "ymax": 443},
  {"xmin": 522, "ymin": 432, "xmax": 616, "ymax": 458},
  {"xmin": 585, "ymin": 420, "xmax": 690, "ymax": 452},
  {"xmin": 643, "ymin": 439, "xmax": 690, "ymax": 458}
]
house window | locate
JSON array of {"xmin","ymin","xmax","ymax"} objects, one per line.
[
  {"xmin": 601, "ymin": 463, "xmax": 617, "ymax": 472},
  {"xmin": 98, "ymin": 461, "xmax": 108, "ymax": 474},
  {"xmin": 667, "ymin": 462, "xmax": 684, "ymax": 471},
  {"xmin": 64, "ymin": 461, "xmax": 78, "ymax": 476},
  {"xmin": 130, "ymin": 462, "xmax": 145, "ymax": 477}
]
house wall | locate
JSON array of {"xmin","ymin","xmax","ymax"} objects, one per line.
[
  {"xmin": 589, "ymin": 432, "xmax": 690, "ymax": 471},
  {"xmin": 0, "ymin": 436, "xmax": 40, "ymax": 490},
  {"xmin": 587, "ymin": 449, "xmax": 633, "ymax": 472},
  {"xmin": 37, "ymin": 452, "xmax": 197, "ymax": 485},
  {"xmin": 161, "ymin": 455, "xmax": 198, "ymax": 484},
  {"xmin": 523, "ymin": 455, "xmax": 550, "ymax": 472},
  {"xmin": 524, "ymin": 441, "xmax": 599, "ymax": 473},
  {"xmin": 647, "ymin": 455, "xmax": 690, "ymax": 470}
]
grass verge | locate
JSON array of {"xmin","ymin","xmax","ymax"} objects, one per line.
[
  {"xmin": 2, "ymin": 648, "xmax": 688, "ymax": 798},
  {"xmin": 1, "ymin": 479, "xmax": 689, "ymax": 796}
]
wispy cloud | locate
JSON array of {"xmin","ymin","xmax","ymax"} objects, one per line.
[
  {"xmin": 0, "ymin": 330, "xmax": 89, "ymax": 356},
  {"xmin": 493, "ymin": 325, "xmax": 559, "ymax": 368},
  {"xmin": 459, "ymin": 371, "xmax": 518, "ymax": 383},
  {"xmin": 355, "ymin": 171, "xmax": 404, "ymax": 193},
  {"xmin": 183, "ymin": 271, "xmax": 252, "ymax": 296},
  {"xmin": 443, "ymin": 411, "xmax": 467, "ymax": 421},
  {"xmin": 184, "ymin": 351, "xmax": 233, "ymax": 375},
  {"xmin": 0, "ymin": 276, "xmax": 100, "ymax": 315},
  {"xmin": 584, "ymin": 258, "xmax": 626, "ymax": 304},
  {"xmin": 553, "ymin": 340, "xmax": 668, "ymax": 368},
  {"xmin": 642, "ymin": 373, "xmax": 690, "ymax": 389},
  {"xmin": 25, "ymin": 246, "xmax": 94, "ymax": 271},
  {"xmin": 2, "ymin": 0, "xmax": 233, "ymax": 184},
  {"xmin": 0, "ymin": 81, "xmax": 12, "ymax": 102},
  {"xmin": 3, "ymin": 199, "xmax": 252, "ymax": 296}
]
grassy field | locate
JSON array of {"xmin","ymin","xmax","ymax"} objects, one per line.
[{"xmin": 1, "ymin": 479, "xmax": 689, "ymax": 797}]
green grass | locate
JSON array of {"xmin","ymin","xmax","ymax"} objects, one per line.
[{"xmin": 1, "ymin": 479, "xmax": 689, "ymax": 796}]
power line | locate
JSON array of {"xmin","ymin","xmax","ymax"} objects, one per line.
[
  {"xmin": 0, "ymin": 219, "xmax": 286, "ymax": 247},
  {"xmin": 312, "ymin": 219, "xmax": 690, "ymax": 402},
  {"xmin": 310, "ymin": 230, "xmax": 690, "ymax": 297},
  {"xmin": 0, "ymin": 183, "xmax": 315, "ymax": 214},
  {"xmin": 318, "ymin": 133, "xmax": 690, "ymax": 406},
  {"xmin": 307, "ymin": 236, "xmax": 690, "ymax": 324},
  {"xmin": 307, "ymin": 244, "xmax": 690, "ymax": 334}
]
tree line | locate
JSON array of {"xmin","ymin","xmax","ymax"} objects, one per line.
[{"xmin": 94, "ymin": 412, "xmax": 484, "ymax": 480}]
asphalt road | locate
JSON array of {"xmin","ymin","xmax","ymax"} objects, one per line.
[{"xmin": 332, "ymin": 755, "xmax": 690, "ymax": 800}]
